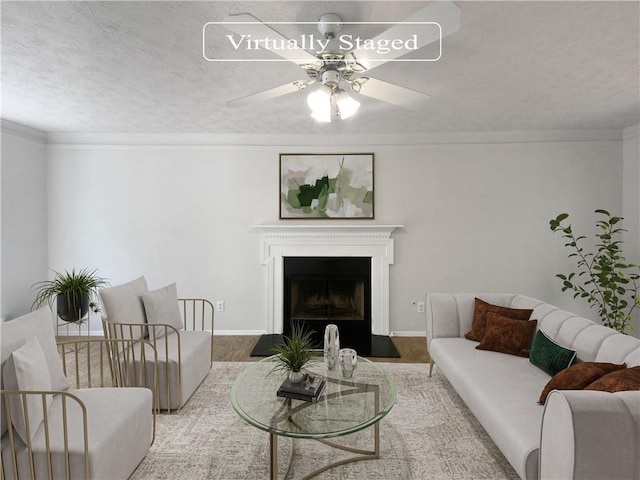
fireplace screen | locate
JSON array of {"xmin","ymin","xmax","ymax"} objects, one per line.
[
  {"xmin": 283, "ymin": 256, "xmax": 372, "ymax": 344},
  {"xmin": 290, "ymin": 275, "xmax": 366, "ymax": 321}
]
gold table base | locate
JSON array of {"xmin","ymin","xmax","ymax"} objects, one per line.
[{"xmin": 270, "ymin": 420, "xmax": 380, "ymax": 480}]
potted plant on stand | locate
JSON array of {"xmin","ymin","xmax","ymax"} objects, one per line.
[
  {"xmin": 270, "ymin": 323, "xmax": 317, "ymax": 383},
  {"xmin": 31, "ymin": 267, "xmax": 110, "ymax": 324}
]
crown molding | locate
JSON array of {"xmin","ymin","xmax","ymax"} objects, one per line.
[
  {"xmin": 44, "ymin": 129, "xmax": 624, "ymax": 147},
  {"xmin": 1, "ymin": 119, "xmax": 47, "ymax": 143}
]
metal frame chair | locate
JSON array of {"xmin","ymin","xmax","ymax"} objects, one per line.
[
  {"xmin": 102, "ymin": 298, "xmax": 214, "ymax": 413},
  {"xmin": 1, "ymin": 338, "xmax": 157, "ymax": 480}
]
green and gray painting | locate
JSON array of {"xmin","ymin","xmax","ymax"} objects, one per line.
[{"xmin": 280, "ymin": 154, "xmax": 373, "ymax": 218}]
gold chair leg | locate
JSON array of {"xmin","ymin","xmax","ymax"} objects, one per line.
[{"xmin": 429, "ymin": 359, "xmax": 434, "ymax": 377}]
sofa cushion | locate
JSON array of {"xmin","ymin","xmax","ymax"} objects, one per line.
[
  {"xmin": 2, "ymin": 337, "xmax": 53, "ymax": 443},
  {"xmin": 584, "ymin": 366, "xmax": 640, "ymax": 392},
  {"xmin": 595, "ymin": 333, "xmax": 640, "ymax": 367},
  {"xmin": 476, "ymin": 313, "xmax": 537, "ymax": 357},
  {"xmin": 465, "ymin": 297, "xmax": 533, "ymax": 342},
  {"xmin": 141, "ymin": 283, "xmax": 183, "ymax": 339},
  {"xmin": 530, "ymin": 330, "xmax": 576, "ymax": 377},
  {"xmin": 539, "ymin": 361, "xmax": 625, "ymax": 404},
  {"xmin": 429, "ymin": 336, "xmax": 549, "ymax": 480},
  {"xmin": 99, "ymin": 276, "xmax": 148, "ymax": 340}
]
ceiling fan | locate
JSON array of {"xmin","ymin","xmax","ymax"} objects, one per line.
[{"xmin": 223, "ymin": 1, "xmax": 461, "ymax": 122}]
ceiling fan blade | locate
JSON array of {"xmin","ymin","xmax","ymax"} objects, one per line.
[
  {"xmin": 223, "ymin": 13, "xmax": 319, "ymax": 66},
  {"xmin": 351, "ymin": 0, "xmax": 461, "ymax": 71},
  {"xmin": 352, "ymin": 77, "xmax": 431, "ymax": 110},
  {"xmin": 226, "ymin": 81, "xmax": 309, "ymax": 108}
]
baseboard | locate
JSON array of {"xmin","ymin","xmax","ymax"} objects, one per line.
[
  {"xmin": 57, "ymin": 330, "xmax": 105, "ymax": 337},
  {"xmin": 391, "ymin": 331, "xmax": 426, "ymax": 337},
  {"xmin": 215, "ymin": 330, "xmax": 266, "ymax": 336}
]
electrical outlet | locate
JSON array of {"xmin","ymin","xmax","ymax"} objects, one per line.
[
  {"xmin": 216, "ymin": 300, "xmax": 225, "ymax": 312},
  {"xmin": 416, "ymin": 301, "xmax": 425, "ymax": 313}
]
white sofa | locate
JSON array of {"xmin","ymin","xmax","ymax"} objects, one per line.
[{"xmin": 426, "ymin": 293, "xmax": 640, "ymax": 480}]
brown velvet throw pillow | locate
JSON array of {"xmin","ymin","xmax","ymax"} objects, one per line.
[
  {"xmin": 465, "ymin": 298, "xmax": 534, "ymax": 342},
  {"xmin": 476, "ymin": 312, "xmax": 537, "ymax": 357},
  {"xmin": 539, "ymin": 362, "xmax": 626, "ymax": 404},
  {"xmin": 584, "ymin": 366, "xmax": 640, "ymax": 393}
]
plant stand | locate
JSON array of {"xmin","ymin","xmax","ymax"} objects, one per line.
[
  {"xmin": 56, "ymin": 317, "xmax": 90, "ymax": 353},
  {"xmin": 56, "ymin": 318, "xmax": 90, "ymax": 336}
]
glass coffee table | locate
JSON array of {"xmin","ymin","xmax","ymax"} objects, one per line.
[{"xmin": 231, "ymin": 354, "xmax": 396, "ymax": 480}]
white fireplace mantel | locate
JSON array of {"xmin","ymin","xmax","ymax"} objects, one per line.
[{"xmin": 251, "ymin": 224, "xmax": 403, "ymax": 336}]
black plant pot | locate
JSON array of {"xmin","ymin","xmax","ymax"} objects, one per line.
[{"xmin": 57, "ymin": 293, "xmax": 90, "ymax": 323}]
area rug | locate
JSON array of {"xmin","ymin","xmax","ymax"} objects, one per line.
[{"xmin": 130, "ymin": 363, "xmax": 519, "ymax": 480}]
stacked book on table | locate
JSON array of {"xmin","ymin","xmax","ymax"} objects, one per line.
[{"xmin": 277, "ymin": 374, "xmax": 326, "ymax": 403}]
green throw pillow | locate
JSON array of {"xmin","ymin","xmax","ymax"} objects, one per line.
[{"xmin": 529, "ymin": 330, "xmax": 576, "ymax": 376}]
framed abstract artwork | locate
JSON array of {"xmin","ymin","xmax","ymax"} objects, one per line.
[{"xmin": 279, "ymin": 153, "xmax": 374, "ymax": 219}]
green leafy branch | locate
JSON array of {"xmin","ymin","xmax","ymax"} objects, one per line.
[{"xmin": 550, "ymin": 209, "xmax": 639, "ymax": 334}]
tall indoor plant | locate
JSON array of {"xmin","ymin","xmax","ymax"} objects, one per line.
[
  {"xmin": 550, "ymin": 209, "xmax": 639, "ymax": 334},
  {"xmin": 31, "ymin": 267, "xmax": 109, "ymax": 323}
]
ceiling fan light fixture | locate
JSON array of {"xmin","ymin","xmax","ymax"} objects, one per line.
[
  {"xmin": 311, "ymin": 108, "xmax": 332, "ymax": 123},
  {"xmin": 335, "ymin": 90, "xmax": 360, "ymax": 119},
  {"xmin": 307, "ymin": 85, "xmax": 333, "ymax": 122},
  {"xmin": 307, "ymin": 85, "xmax": 331, "ymax": 110}
]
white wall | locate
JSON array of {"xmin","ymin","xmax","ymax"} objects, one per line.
[
  {"xmin": 623, "ymin": 124, "xmax": 640, "ymax": 334},
  {"xmin": 1, "ymin": 121, "xmax": 48, "ymax": 320},
  {"xmin": 623, "ymin": 124, "xmax": 640, "ymax": 260},
  {"xmin": 45, "ymin": 132, "xmax": 627, "ymax": 335}
]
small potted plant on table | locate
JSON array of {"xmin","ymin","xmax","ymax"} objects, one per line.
[{"xmin": 271, "ymin": 323, "xmax": 317, "ymax": 383}]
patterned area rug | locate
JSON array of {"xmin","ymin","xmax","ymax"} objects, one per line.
[{"xmin": 130, "ymin": 363, "xmax": 519, "ymax": 480}]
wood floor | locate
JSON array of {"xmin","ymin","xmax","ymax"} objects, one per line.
[
  {"xmin": 212, "ymin": 335, "xmax": 430, "ymax": 363},
  {"xmin": 58, "ymin": 334, "xmax": 430, "ymax": 363}
]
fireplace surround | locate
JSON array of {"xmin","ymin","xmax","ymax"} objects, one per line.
[{"xmin": 251, "ymin": 225, "xmax": 402, "ymax": 340}]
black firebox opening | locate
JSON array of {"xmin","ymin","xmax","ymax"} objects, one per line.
[{"xmin": 283, "ymin": 256, "xmax": 372, "ymax": 351}]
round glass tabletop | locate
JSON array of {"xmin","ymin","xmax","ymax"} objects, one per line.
[{"xmin": 231, "ymin": 354, "xmax": 397, "ymax": 440}]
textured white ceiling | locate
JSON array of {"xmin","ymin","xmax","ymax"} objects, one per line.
[{"xmin": 1, "ymin": 1, "xmax": 639, "ymax": 134}]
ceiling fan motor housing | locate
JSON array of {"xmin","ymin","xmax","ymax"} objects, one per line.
[
  {"xmin": 318, "ymin": 13, "xmax": 342, "ymax": 39},
  {"xmin": 321, "ymin": 70, "xmax": 340, "ymax": 87}
]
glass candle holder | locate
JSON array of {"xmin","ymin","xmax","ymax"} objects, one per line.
[{"xmin": 339, "ymin": 348, "xmax": 357, "ymax": 379}]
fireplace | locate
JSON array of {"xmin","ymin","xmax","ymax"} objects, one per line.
[
  {"xmin": 251, "ymin": 224, "xmax": 402, "ymax": 339},
  {"xmin": 283, "ymin": 257, "xmax": 372, "ymax": 347}
]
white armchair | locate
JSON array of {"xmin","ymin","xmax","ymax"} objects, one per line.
[
  {"xmin": 99, "ymin": 276, "xmax": 214, "ymax": 412},
  {"xmin": 1, "ymin": 308, "xmax": 156, "ymax": 479}
]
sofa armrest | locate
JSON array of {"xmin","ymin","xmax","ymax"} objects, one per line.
[
  {"xmin": 178, "ymin": 298, "xmax": 215, "ymax": 332},
  {"xmin": 540, "ymin": 390, "xmax": 640, "ymax": 480},
  {"xmin": 102, "ymin": 317, "xmax": 212, "ymax": 412},
  {"xmin": 178, "ymin": 298, "xmax": 214, "ymax": 365},
  {"xmin": 426, "ymin": 293, "xmax": 461, "ymax": 344}
]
